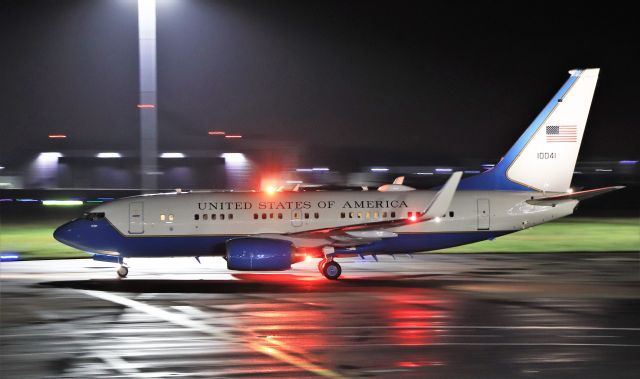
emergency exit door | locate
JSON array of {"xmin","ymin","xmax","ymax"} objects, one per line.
[
  {"xmin": 477, "ymin": 199, "xmax": 490, "ymax": 230},
  {"xmin": 129, "ymin": 202, "xmax": 144, "ymax": 234}
]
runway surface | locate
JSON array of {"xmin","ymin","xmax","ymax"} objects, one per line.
[{"xmin": 2, "ymin": 253, "xmax": 640, "ymax": 378}]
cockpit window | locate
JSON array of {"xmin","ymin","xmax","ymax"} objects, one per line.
[{"xmin": 83, "ymin": 212, "xmax": 105, "ymax": 221}]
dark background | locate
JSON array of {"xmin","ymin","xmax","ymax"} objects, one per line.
[{"xmin": 1, "ymin": 0, "xmax": 638, "ymax": 168}]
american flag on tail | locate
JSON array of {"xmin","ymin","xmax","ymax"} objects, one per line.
[{"xmin": 546, "ymin": 125, "xmax": 577, "ymax": 142}]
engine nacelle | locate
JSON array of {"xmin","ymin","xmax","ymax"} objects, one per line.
[{"xmin": 226, "ymin": 238, "xmax": 294, "ymax": 271}]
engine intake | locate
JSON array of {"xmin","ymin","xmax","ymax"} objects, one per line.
[{"xmin": 226, "ymin": 238, "xmax": 293, "ymax": 271}]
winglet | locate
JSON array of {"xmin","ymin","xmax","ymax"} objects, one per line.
[{"xmin": 422, "ymin": 171, "xmax": 463, "ymax": 219}]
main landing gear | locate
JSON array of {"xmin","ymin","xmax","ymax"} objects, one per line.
[{"xmin": 318, "ymin": 258, "xmax": 342, "ymax": 280}]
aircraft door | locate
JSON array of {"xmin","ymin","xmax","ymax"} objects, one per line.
[
  {"xmin": 129, "ymin": 202, "xmax": 144, "ymax": 234},
  {"xmin": 291, "ymin": 209, "xmax": 303, "ymax": 227},
  {"xmin": 477, "ymin": 198, "xmax": 490, "ymax": 230}
]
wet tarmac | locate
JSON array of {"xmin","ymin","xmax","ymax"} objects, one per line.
[{"xmin": 1, "ymin": 253, "xmax": 640, "ymax": 378}]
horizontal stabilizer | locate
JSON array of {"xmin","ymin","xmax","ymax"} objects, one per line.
[{"xmin": 526, "ymin": 186, "xmax": 624, "ymax": 206}]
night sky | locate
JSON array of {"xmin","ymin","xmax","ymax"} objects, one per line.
[{"xmin": 1, "ymin": 0, "xmax": 638, "ymax": 168}]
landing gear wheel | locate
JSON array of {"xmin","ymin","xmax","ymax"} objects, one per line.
[
  {"xmin": 322, "ymin": 261, "xmax": 341, "ymax": 280},
  {"xmin": 117, "ymin": 266, "xmax": 129, "ymax": 278},
  {"xmin": 317, "ymin": 258, "xmax": 327, "ymax": 273}
]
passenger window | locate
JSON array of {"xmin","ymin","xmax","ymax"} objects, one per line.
[
  {"xmin": 270, "ymin": 213, "xmax": 274, "ymax": 219},
  {"xmin": 278, "ymin": 213, "xmax": 283, "ymax": 219},
  {"xmin": 349, "ymin": 212, "xmax": 354, "ymax": 218},
  {"xmin": 254, "ymin": 213, "xmax": 258, "ymax": 220},
  {"xmin": 228, "ymin": 214, "xmax": 233, "ymax": 220},
  {"xmin": 340, "ymin": 212, "xmax": 345, "ymax": 218},
  {"xmin": 219, "ymin": 214, "xmax": 224, "ymax": 220},
  {"xmin": 449, "ymin": 211, "xmax": 454, "ymax": 217},
  {"xmin": 160, "ymin": 214, "xmax": 166, "ymax": 221},
  {"xmin": 203, "ymin": 214, "xmax": 208, "ymax": 221},
  {"xmin": 262, "ymin": 213, "xmax": 267, "ymax": 220},
  {"xmin": 357, "ymin": 212, "xmax": 362, "ymax": 219},
  {"xmin": 294, "ymin": 212, "xmax": 300, "ymax": 219},
  {"xmin": 304, "ymin": 213, "xmax": 309, "ymax": 219},
  {"xmin": 212, "ymin": 214, "xmax": 216, "ymax": 220},
  {"xmin": 407, "ymin": 211, "xmax": 413, "ymax": 218},
  {"xmin": 391, "ymin": 212, "xmax": 396, "ymax": 218},
  {"xmin": 194, "ymin": 214, "xmax": 199, "ymax": 221},
  {"xmin": 168, "ymin": 214, "xmax": 174, "ymax": 221},
  {"xmin": 374, "ymin": 212, "xmax": 379, "ymax": 219},
  {"xmin": 314, "ymin": 212, "xmax": 319, "ymax": 219}
]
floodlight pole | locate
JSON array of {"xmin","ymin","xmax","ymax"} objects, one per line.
[{"xmin": 138, "ymin": 0, "xmax": 158, "ymax": 190}]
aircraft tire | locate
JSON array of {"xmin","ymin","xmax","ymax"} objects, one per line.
[
  {"xmin": 322, "ymin": 261, "xmax": 341, "ymax": 280},
  {"xmin": 117, "ymin": 266, "xmax": 129, "ymax": 278}
]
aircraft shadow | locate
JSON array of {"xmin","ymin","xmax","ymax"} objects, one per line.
[{"xmin": 39, "ymin": 273, "xmax": 448, "ymax": 294}]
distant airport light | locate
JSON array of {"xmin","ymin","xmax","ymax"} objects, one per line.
[
  {"xmin": 137, "ymin": 104, "xmax": 155, "ymax": 109},
  {"xmin": 48, "ymin": 134, "xmax": 67, "ymax": 139},
  {"xmin": 286, "ymin": 180, "xmax": 303, "ymax": 184},
  {"xmin": 39, "ymin": 152, "xmax": 63, "ymax": 160},
  {"xmin": 435, "ymin": 168, "xmax": 452, "ymax": 173},
  {"xmin": 85, "ymin": 200, "xmax": 104, "ymax": 203},
  {"xmin": 296, "ymin": 168, "xmax": 313, "ymax": 172},
  {"xmin": 595, "ymin": 168, "xmax": 613, "ymax": 172},
  {"xmin": 208, "ymin": 131, "xmax": 225, "ymax": 135},
  {"xmin": 312, "ymin": 167, "xmax": 330, "ymax": 171},
  {"xmin": 0, "ymin": 253, "xmax": 20, "ymax": 262},
  {"xmin": 464, "ymin": 170, "xmax": 481, "ymax": 174},
  {"xmin": 415, "ymin": 172, "xmax": 433, "ymax": 175},
  {"xmin": 16, "ymin": 198, "xmax": 39, "ymax": 202},
  {"xmin": 370, "ymin": 168, "xmax": 389, "ymax": 172},
  {"xmin": 0, "ymin": 166, "xmax": 4, "ymax": 170},
  {"xmin": 97, "ymin": 197, "xmax": 115, "ymax": 201},
  {"xmin": 221, "ymin": 153, "xmax": 247, "ymax": 164},
  {"xmin": 573, "ymin": 171, "xmax": 583, "ymax": 175},
  {"xmin": 160, "ymin": 152, "xmax": 185, "ymax": 158},
  {"xmin": 0, "ymin": 198, "xmax": 13, "ymax": 202},
  {"xmin": 0, "ymin": 182, "xmax": 10, "ymax": 187},
  {"xmin": 96, "ymin": 152, "xmax": 122, "ymax": 158},
  {"xmin": 225, "ymin": 135, "xmax": 243, "ymax": 139},
  {"xmin": 481, "ymin": 164, "xmax": 495, "ymax": 168},
  {"xmin": 42, "ymin": 200, "xmax": 84, "ymax": 206},
  {"xmin": 619, "ymin": 160, "xmax": 638, "ymax": 165}
]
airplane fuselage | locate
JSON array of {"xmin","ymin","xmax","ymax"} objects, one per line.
[{"xmin": 56, "ymin": 190, "xmax": 576, "ymax": 258}]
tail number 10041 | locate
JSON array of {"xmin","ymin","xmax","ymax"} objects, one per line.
[{"xmin": 537, "ymin": 152, "xmax": 557, "ymax": 159}]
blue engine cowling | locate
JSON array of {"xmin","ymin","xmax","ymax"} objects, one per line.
[{"xmin": 226, "ymin": 238, "xmax": 293, "ymax": 271}]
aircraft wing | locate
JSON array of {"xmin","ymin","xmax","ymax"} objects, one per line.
[
  {"xmin": 288, "ymin": 172, "xmax": 463, "ymax": 244},
  {"xmin": 526, "ymin": 186, "xmax": 625, "ymax": 206}
]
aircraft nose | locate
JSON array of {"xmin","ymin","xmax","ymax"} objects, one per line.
[{"xmin": 53, "ymin": 221, "xmax": 77, "ymax": 246}]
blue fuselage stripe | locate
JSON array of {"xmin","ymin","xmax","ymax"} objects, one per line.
[{"xmin": 54, "ymin": 219, "xmax": 511, "ymax": 258}]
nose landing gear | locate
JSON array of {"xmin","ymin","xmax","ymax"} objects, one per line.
[{"xmin": 117, "ymin": 265, "xmax": 129, "ymax": 278}]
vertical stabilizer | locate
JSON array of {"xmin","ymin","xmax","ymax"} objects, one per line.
[{"xmin": 459, "ymin": 68, "xmax": 599, "ymax": 192}]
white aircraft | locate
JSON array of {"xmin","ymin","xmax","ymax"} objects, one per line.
[{"xmin": 55, "ymin": 68, "xmax": 622, "ymax": 280}]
